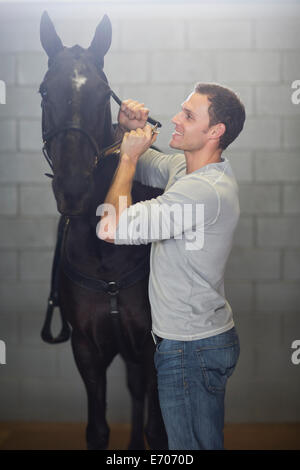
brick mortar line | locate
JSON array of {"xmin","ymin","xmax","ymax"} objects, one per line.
[
  {"xmin": 253, "ymin": 215, "xmax": 257, "ymax": 249},
  {"xmin": 279, "ymin": 183, "xmax": 284, "ymax": 215},
  {"xmin": 279, "ymin": 248, "xmax": 284, "ymax": 281}
]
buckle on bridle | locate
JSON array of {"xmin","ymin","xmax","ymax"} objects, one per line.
[{"xmin": 107, "ymin": 281, "xmax": 119, "ymax": 295}]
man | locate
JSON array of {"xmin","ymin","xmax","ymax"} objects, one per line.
[{"xmin": 97, "ymin": 83, "xmax": 245, "ymax": 450}]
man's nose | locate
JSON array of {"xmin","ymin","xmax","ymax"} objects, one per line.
[{"xmin": 171, "ymin": 112, "xmax": 181, "ymax": 125}]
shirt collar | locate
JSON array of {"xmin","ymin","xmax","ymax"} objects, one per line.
[{"xmin": 174, "ymin": 156, "xmax": 228, "ymax": 180}]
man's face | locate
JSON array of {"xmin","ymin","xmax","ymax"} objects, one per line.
[{"xmin": 169, "ymin": 92, "xmax": 212, "ymax": 152}]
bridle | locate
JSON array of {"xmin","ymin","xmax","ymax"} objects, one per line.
[{"xmin": 41, "ymin": 89, "xmax": 162, "ymax": 179}]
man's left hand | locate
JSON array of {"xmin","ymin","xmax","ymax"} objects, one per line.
[{"xmin": 120, "ymin": 124, "xmax": 157, "ymax": 166}]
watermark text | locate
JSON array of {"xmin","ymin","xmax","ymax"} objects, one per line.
[
  {"xmin": 96, "ymin": 197, "xmax": 205, "ymax": 251},
  {"xmin": 291, "ymin": 340, "xmax": 300, "ymax": 365},
  {"xmin": 291, "ymin": 80, "xmax": 300, "ymax": 105},
  {"xmin": 0, "ymin": 340, "xmax": 6, "ymax": 365},
  {"xmin": 0, "ymin": 79, "xmax": 6, "ymax": 104}
]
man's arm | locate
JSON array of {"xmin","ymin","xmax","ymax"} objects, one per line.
[
  {"xmin": 97, "ymin": 156, "xmax": 135, "ymax": 243},
  {"xmin": 97, "ymin": 125, "xmax": 156, "ymax": 243}
]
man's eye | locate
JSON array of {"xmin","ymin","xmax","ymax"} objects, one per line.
[{"xmin": 186, "ymin": 114, "xmax": 192, "ymax": 119}]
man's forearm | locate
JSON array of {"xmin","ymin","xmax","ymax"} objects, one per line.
[
  {"xmin": 98, "ymin": 157, "xmax": 136, "ymax": 241},
  {"xmin": 105, "ymin": 157, "xmax": 135, "ymax": 215}
]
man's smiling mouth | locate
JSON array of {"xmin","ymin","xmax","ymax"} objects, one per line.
[{"xmin": 173, "ymin": 130, "xmax": 184, "ymax": 136}]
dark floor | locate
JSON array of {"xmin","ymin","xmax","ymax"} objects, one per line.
[{"xmin": 0, "ymin": 422, "xmax": 300, "ymax": 450}]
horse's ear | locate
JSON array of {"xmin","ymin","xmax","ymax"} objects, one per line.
[
  {"xmin": 40, "ymin": 11, "xmax": 64, "ymax": 59},
  {"xmin": 88, "ymin": 14, "xmax": 112, "ymax": 65}
]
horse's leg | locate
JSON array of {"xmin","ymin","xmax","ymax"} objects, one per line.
[
  {"xmin": 125, "ymin": 359, "xmax": 147, "ymax": 450},
  {"xmin": 71, "ymin": 328, "xmax": 114, "ymax": 450},
  {"xmin": 143, "ymin": 334, "xmax": 169, "ymax": 450}
]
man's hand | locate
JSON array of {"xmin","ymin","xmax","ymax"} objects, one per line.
[
  {"xmin": 120, "ymin": 124, "xmax": 157, "ymax": 167},
  {"xmin": 118, "ymin": 99, "xmax": 150, "ymax": 131}
]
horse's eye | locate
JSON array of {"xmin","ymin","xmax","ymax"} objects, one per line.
[{"xmin": 39, "ymin": 86, "xmax": 48, "ymax": 99}]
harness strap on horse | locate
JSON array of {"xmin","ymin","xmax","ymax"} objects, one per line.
[
  {"xmin": 62, "ymin": 254, "xmax": 149, "ymax": 296},
  {"xmin": 62, "ymin": 247, "xmax": 150, "ymax": 362},
  {"xmin": 41, "ymin": 215, "xmax": 71, "ymax": 343}
]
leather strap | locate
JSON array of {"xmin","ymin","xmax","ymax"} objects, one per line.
[{"xmin": 40, "ymin": 216, "xmax": 71, "ymax": 344}]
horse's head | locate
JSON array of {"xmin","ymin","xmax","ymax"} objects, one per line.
[{"xmin": 39, "ymin": 11, "xmax": 114, "ymax": 216}]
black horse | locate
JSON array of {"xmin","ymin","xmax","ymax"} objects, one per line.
[{"xmin": 39, "ymin": 11, "xmax": 167, "ymax": 450}]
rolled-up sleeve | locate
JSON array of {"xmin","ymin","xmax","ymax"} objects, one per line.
[{"xmin": 114, "ymin": 175, "xmax": 220, "ymax": 245}]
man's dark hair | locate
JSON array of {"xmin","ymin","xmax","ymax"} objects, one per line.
[{"xmin": 194, "ymin": 82, "xmax": 246, "ymax": 150}]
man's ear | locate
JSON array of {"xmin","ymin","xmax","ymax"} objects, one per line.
[{"xmin": 210, "ymin": 123, "xmax": 226, "ymax": 140}]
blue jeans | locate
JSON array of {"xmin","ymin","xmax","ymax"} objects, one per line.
[{"xmin": 153, "ymin": 326, "xmax": 240, "ymax": 450}]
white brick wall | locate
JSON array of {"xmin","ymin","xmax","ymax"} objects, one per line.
[
  {"xmin": 0, "ymin": 120, "xmax": 17, "ymax": 151},
  {"xmin": 255, "ymin": 152, "xmax": 300, "ymax": 182},
  {"xmin": 0, "ymin": 54, "xmax": 16, "ymax": 84},
  {"xmin": 233, "ymin": 216, "xmax": 254, "ymax": 247},
  {"xmin": 0, "ymin": 1, "xmax": 300, "ymax": 425},
  {"xmin": 216, "ymin": 52, "xmax": 281, "ymax": 83},
  {"xmin": 231, "ymin": 117, "xmax": 281, "ymax": 150},
  {"xmin": 239, "ymin": 184, "xmax": 281, "ymax": 214},
  {"xmin": 283, "ymin": 251, "xmax": 300, "ymax": 280},
  {"xmin": 283, "ymin": 185, "xmax": 300, "ymax": 213},
  {"xmin": 226, "ymin": 151, "xmax": 253, "ymax": 182},
  {"xmin": 0, "ymin": 218, "xmax": 57, "ymax": 248},
  {"xmin": 152, "ymin": 51, "xmax": 214, "ymax": 83},
  {"xmin": 283, "ymin": 52, "xmax": 300, "ymax": 81},
  {"xmin": 187, "ymin": 20, "xmax": 253, "ymax": 50},
  {"xmin": 122, "ymin": 84, "xmax": 188, "ymax": 117},
  {"xmin": 120, "ymin": 19, "xmax": 185, "ymax": 51},
  {"xmin": 20, "ymin": 250, "xmax": 53, "ymax": 280},
  {"xmin": 256, "ymin": 85, "xmax": 300, "ymax": 116},
  {"xmin": 256, "ymin": 20, "xmax": 300, "ymax": 49},
  {"xmin": 0, "ymin": 153, "xmax": 51, "ymax": 183},
  {"xmin": 105, "ymin": 52, "xmax": 149, "ymax": 83},
  {"xmin": 19, "ymin": 120, "xmax": 43, "ymax": 152},
  {"xmin": 256, "ymin": 282, "xmax": 300, "ymax": 312},
  {"xmin": 0, "ymin": 281, "xmax": 50, "ymax": 314},
  {"xmin": 20, "ymin": 185, "xmax": 56, "ymax": 216},
  {"xmin": 283, "ymin": 117, "xmax": 300, "ymax": 148},
  {"xmin": 0, "ymin": 87, "xmax": 41, "ymax": 118},
  {"xmin": 224, "ymin": 280, "xmax": 254, "ymax": 314},
  {"xmin": 0, "ymin": 251, "xmax": 17, "ymax": 280},
  {"xmin": 226, "ymin": 248, "xmax": 281, "ymax": 280},
  {"xmin": 0, "ymin": 185, "xmax": 18, "ymax": 215},
  {"xmin": 17, "ymin": 53, "xmax": 48, "ymax": 86},
  {"xmin": 257, "ymin": 217, "xmax": 300, "ymax": 247}
]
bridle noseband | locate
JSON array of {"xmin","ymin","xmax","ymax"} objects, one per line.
[
  {"xmin": 41, "ymin": 89, "xmax": 162, "ymax": 179},
  {"xmin": 42, "ymin": 123, "xmax": 101, "ymax": 174}
]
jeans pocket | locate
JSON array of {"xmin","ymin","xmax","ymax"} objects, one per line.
[
  {"xmin": 156, "ymin": 339, "xmax": 183, "ymax": 354},
  {"xmin": 154, "ymin": 340, "xmax": 183, "ymax": 375},
  {"xmin": 196, "ymin": 341, "xmax": 240, "ymax": 394}
]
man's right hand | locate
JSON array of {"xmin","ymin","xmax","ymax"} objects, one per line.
[{"xmin": 118, "ymin": 99, "xmax": 150, "ymax": 131}]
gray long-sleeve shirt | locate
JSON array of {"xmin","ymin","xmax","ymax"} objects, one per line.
[{"xmin": 114, "ymin": 148, "xmax": 240, "ymax": 341}]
